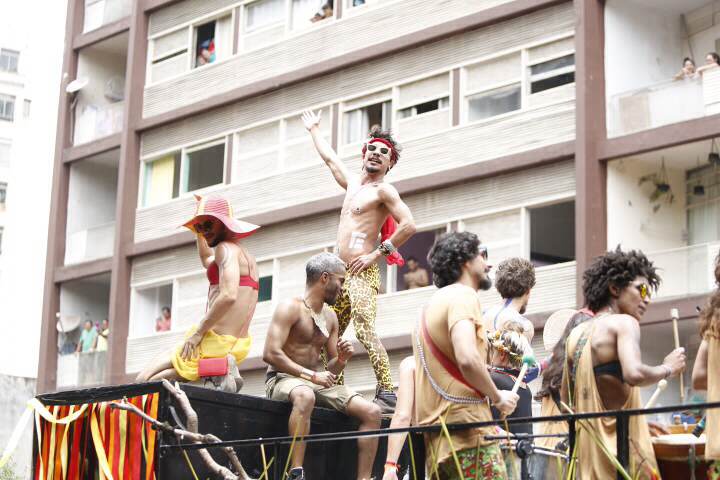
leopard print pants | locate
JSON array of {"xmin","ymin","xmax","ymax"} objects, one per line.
[{"xmin": 332, "ymin": 264, "xmax": 394, "ymax": 391}]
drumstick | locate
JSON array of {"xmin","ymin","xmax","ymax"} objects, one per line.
[
  {"xmin": 644, "ymin": 379, "xmax": 668, "ymax": 408},
  {"xmin": 671, "ymin": 308, "xmax": 685, "ymax": 401},
  {"xmin": 511, "ymin": 353, "xmax": 536, "ymax": 394}
]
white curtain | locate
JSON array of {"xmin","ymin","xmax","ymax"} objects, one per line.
[{"xmin": 246, "ymin": 0, "xmax": 286, "ymax": 31}]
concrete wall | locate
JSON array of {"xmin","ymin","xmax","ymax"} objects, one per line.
[
  {"xmin": 607, "ymin": 159, "xmax": 688, "ymax": 253},
  {"xmin": 605, "ymin": 0, "xmax": 685, "ymax": 99},
  {"xmin": 0, "ymin": 374, "xmax": 36, "ymax": 479},
  {"xmin": 66, "ymin": 160, "xmax": 118, "ymax": 235}
]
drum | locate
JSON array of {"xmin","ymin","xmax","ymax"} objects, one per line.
[{"xmin": 652, "ymin": 433, "xmax": 708, "ymax": 480}]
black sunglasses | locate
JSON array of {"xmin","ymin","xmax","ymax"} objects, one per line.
[{"xmin": 193, "ymin": 220, "xmax": 215, "ymax": 233}]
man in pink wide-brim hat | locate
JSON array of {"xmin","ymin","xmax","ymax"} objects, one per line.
[{"xmin": 136, "ymin": 195, "xmax": 261, "ymax": 391}]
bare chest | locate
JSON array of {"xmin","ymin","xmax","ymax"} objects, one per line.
[
  {"xmin": 291, "ymin": 313, "xmax": 328, "ymax": 347},
  {"xmin": 341, "ymin": 184, "xmax": 383, "ymax": 217}
]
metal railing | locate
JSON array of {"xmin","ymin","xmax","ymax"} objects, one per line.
[{"xmin": 160, "ymin": 400, "xmax": 720, "ymax": 480}]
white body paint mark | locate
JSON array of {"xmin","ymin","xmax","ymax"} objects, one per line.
[{"xmin": 348, "ymin": 231, "xmax": 367, "ymax": 250}]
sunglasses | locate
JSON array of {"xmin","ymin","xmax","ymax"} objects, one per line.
[
  {"xmin": 193, "ymin": 220, "xmax": 215, "ymax": 233},
  {"xmin": 367, "ymin": 143, "xmax": 391, "ymax": 156},
  {"xmin": 634, "ymin": 283, "xmax": 651, "ymax": 301},
  {"xmin": 478, "ymin": 246, "xmax": 488, "ymax": 260}
]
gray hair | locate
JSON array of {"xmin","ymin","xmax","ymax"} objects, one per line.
[{"xmin": 306, "ymin": 252, "xmax": 346, "ymax": 285}]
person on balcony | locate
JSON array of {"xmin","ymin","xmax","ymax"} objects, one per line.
[
  {"xmin": 692, "ymin": 251, "xmax": 720, "ymax": 480},
  {"xmin": 155, "ymin": 306, "xmax": 171, "ymax": 332},
  {"xmin": 136, "ymin": 195, "xmax": 260, "ymax": 387},
  {"xmin": 697, "ymin": 52, "xmax": 720, "ymax": 77},
  {"xmin": 484, "ymin": 257, "xmax": 536, "ymax": 342},
  {"xmin": 562, "ymin": 247, "xmax": 686, "ymax": 480},
  {"xmin": 263, "ymin": 252, "xmax": 381, "ymax": 480},
  {"xmin": 674, "ymin": 57, "xmax": 697, "ymax": 81},
  {"xmin": 302, "ymin": 109, "xmax": 417, "ymax": 414},
  {"xmin": 94, "ymin": 319, "xmax": 109, "ymax": 352},
  {"xmin": 414, "ymin": 232, "xmax": 518, "ymax": 479},
  {"xmin": 76, "ymin": 319, "xmax": 98, "ymax": 354}
]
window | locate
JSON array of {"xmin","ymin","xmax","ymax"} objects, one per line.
[
  {"xmin": 193, "ymin": 16, "xmax": 232, "ymax": 68},
  {"xmin": 258, "ymin": 276, "xmax": 273, "ymax": 302},
  {"xmin": 0, "ymin": 182, "xmax": 6, "ymax": 208},
  {"xmin": 687, "ymin": 164, "xmax": 720, "ymax": 245},
  {"xmin": 343, "ymin": 100, "xmax": 391, "ymax": 144},
  {"xmin": 23, "ymin": 99, "xmax": 30, "ymax": 119},
  {"xmin": 398, "ymin": 97, "xmax": 449, "ymax": 119},
  {"xmin": 395, "ymin": 228, "xmax": 444, "ymax": 291},
  {"xmin": 131, "ymin": 284, "xmax": 173, "ymax": 336},
  {"xmin": 529, "ymin": 201, "xmax": 575, "ymax": 266},
  {"xmin": 0, "ymin": 49, "xmax": 19, "ymax": 73},
  {"xmin": 183, "ymin": 142, "xmax": 225, "ymax": 192},
  {"xmin": 246, "ymin": 0, "xmax": 285, "ymax": 31},
  {"xmin": 0, "ymin": 142, "xmax": 9, "ymax": 168},
  {"xmin": 0, "ymin": 95, "xmax": 15, "ymax": 121},
  {"xmin": 142, "ymin": 140, "xmax": 225, "ymax": 207},
  {"xmin": 467, "ymin": 84, "xmax": 521, "ymax": 122},
  {"xmin": 529, "ymin": 54, "xmax": 575, "ymax": 94}
]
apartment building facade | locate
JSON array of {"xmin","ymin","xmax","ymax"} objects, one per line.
[{"xmin": 38, "ymin": 0, "xmax": 720, "ymax": 410}]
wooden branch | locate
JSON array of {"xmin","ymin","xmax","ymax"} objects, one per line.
[{"xmin": 110, "ymin": 380, "xmax": 256, "ymax": 480}]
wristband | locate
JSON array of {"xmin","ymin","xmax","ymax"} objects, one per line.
[
  {"xmin": 384, "ymin": 461, "xmax": 399, "ymax": 471},
  {"xmin": 300, "ymin": 368, "xmax": 315, "ymax": 381},
  {"xmin": 378, "ymin": 240, "xmax": 397, "ymax": 257}
]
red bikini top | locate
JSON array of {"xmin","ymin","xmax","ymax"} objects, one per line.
[{"xmin": 206, "ymin": 258, "xmax": 259, "ymax": 290}]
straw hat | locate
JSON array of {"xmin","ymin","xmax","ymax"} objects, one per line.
[
  {"xmin": 542, "ymin": 309, "xmax": 578, "ymax": 352},
  {"xmin": 182, "ymin": 195, "xmax": 259, "ymax": 238}
]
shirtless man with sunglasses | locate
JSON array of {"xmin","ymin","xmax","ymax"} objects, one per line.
[{"xmin": 302, "ymin": 109, "xmax": 416, "ymax": 413}]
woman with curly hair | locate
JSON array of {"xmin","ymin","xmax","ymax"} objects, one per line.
[
  {"xmin": 562, "ymin": 247, "xmax": 686, "ymax": 480},
  {"xmin": 692, "ymin": 251, "xmax": 720, "ymax": 479}
]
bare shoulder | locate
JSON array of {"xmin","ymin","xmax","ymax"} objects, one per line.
[
  {"xmin": 273, "ymin": 298, "xmax": 302, "ymax": 324},
  {"xmin": 608, "ymin": 313, "xmax": 639, "ymax": 334},
  {"xmin": 377, "ymin": 182, "xmax": 400, "ymax": 199}
]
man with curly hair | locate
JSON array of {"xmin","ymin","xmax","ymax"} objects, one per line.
[
  {"xmin": 302, "ymin": 110, "xmax": 416, "ymax": 413},
  {"xmin": 485, "ymin": 257, "xmax": 536, "ymax": 342},
  {"xmin": 414, "ymin": 231, "xmax": 518, "ymax": 479},
  {"xmin": 563, "ymin": 247, "xmax": 686, "ymax": 480}
]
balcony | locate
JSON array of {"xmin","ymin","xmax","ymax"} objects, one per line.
[
  {"xmin": 83, "ymin": 0, "xmax": 131, "ymax": 34},
  {"xmin": 607, "ymin": 137, "xmax": 720, "ymax": 296},
  {"xmin": 65, "ymin": 149, "xmax": 118, "ymax": 265},
  {"xmin": 605, "ymin": 0, "xmax": 720, "ymax": 138},
  {"xmin": 57, "ymin": 274, "xmax": 110, "ymax": 388},
  {"xmin": 125, "ymin": 262, "xmax": 577, "ymax": 376},
  {"xmin": 71, "ymin": 33, "xmax": 127, "ymax": 146}
]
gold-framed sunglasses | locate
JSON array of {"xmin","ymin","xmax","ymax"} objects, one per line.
[
  {"xmin": 366, "ymin": 143, "xmax": 391, "ymax": 156},
  {"xmin": 634, "ymin": 282, "xmax": 651, "ymax": 300}
]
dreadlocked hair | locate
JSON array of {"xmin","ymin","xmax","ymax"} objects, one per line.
[
  {"xmin": 535, "ymin": 310, "xmax": 593, "ymax": 401},
  {"xmin": 582, "ymin": 246, "xmax": 660, "ymax": 313},
  {"xmin": 699, "ymin": 250, "xmax": 720, "ymax": 339},
  {"xmin": 488, "ymin": 321, "xmax": 531, "ymax": 369}
]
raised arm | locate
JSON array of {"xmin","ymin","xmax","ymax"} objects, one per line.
[
  {"xmin": 196, "ymin": 233, "xmax": 214, "ymax": 269},
  {"xmin": 302, "ymin": 109, "xmax": 353, "ymax": 189},
  {"xmin": 180, "ymin": 243, "xmax": 239, "ymax": 360},
  {"xmin": 379, "ymin": 184, "xmax": 416, "ymax": 248},
  {"xmin": 617, "ymin": 314, "xmax": 686, "ymax": 386}
]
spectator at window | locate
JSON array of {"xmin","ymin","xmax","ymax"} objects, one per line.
[
  {"xmin": 311, "ymin": 1, "xmax": 333, "ymax": 22},
  {"xmin": 697, "ymin": 52, "xmax": 720, "ymax": 76},
  {"xmin": 76, "ymin": 320, "xmax": 98, "ymax": 353},
  {"xmin": 402, "ymin": 256, "xmax": 429, "ymax": 290},
  {"xmin": 156, "ymin": 306, "xmax": 172, "ymax": 332},
  {"xmin": 352, "ymin": 0, "xmax": 365, "ymax": 5},
  {"xmin": 94, "ymin": 319, "xmax": 110, "ymax": 352},
  {"xmin": 674, "ymin": 57, "xmax": 697, "ymax": 80},
  {"xmin": 196, "ymin": 39, "xmax": 216, "ymax": 67}
]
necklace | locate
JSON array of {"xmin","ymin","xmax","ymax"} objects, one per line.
[{"xmin": 303, "ymin": 297, "xmax": 329, "ymax": 337}]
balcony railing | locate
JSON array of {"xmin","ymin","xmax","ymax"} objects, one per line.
[
  {"xmin": 73, "ymin": 102, "xmax": 124, "ymax": 146},
  {"xmin": 83, "ymin": 0, "xmax": 131, "ymax": 33},
  {"xmin": 57, "ymin": 351, "xmax": 107, "ymax": 388},
  {"xmin": 65, "ymin": 221, "xmax": 116, "ymax": 264},
  {"xmin": 646, "ymin": 241, "xmax": 720, "ymax": 300},
  {"xmin": 125, "ymin": 261, "xmax": 577, "ymax": 376}
]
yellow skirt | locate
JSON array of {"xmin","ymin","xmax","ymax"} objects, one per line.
[{"xmin": 171, "ymin": 325, "xmax": 252, "ymax": 381}]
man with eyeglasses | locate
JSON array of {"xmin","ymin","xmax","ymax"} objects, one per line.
[
  {"xmin": 136, "ymin": 195, "xmax": 260, "ymax": 392},
  {"xmin": 302, "ymin": 109, "xmax": 417, "ymax": 414},
  {"xmin": 562, "ymin": 247, "xmax": 686, "ymax": 480}
]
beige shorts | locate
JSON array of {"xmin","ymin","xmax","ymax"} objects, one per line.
[{"xmin": 265, "ymin": 373, "xmax": 360, "ymax": 413}]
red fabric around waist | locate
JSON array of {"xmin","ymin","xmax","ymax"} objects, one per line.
[{"xmin": 420, "ymin": 311, "xmax": 486, "ymax": 399}]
